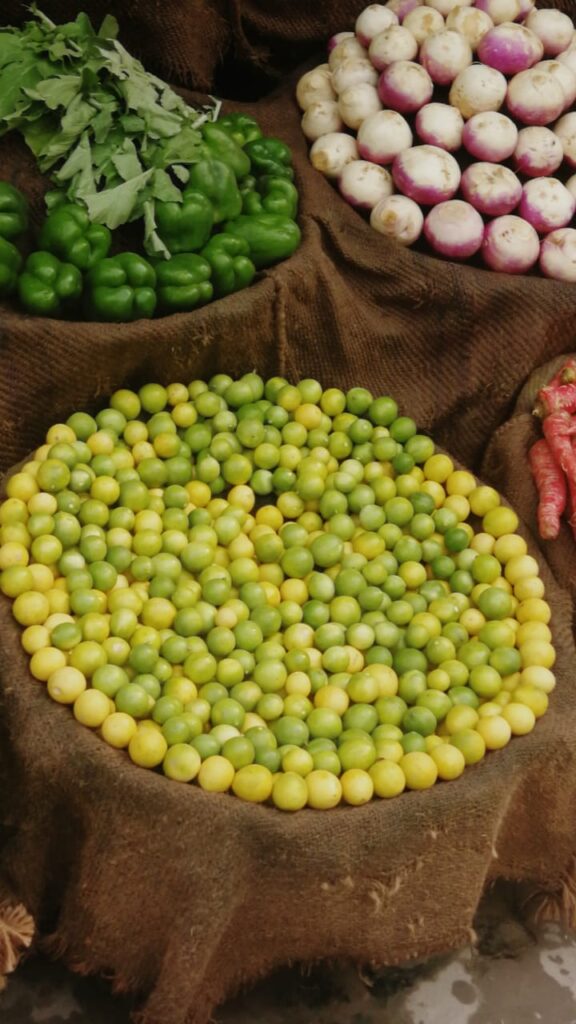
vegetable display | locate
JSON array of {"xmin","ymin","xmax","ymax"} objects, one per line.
[
  {"xmin": 0, "ymin": 374, "xmax": 555, "ymax": 809},
  {"xmin": 298, "ymin": 1, "xmax": 576, "ymax": 279},
  {"xmin": 530, "ymin": 357, "xmax": 576, "ymax": 539},
  {"xmin": 0, "ymin": 9, "xmax": 301, "ymax": 321}
]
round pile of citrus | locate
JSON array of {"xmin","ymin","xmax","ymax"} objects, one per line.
[{"xmin": 0, "ymin": 374, "xmax": 555, "ymax": 810}]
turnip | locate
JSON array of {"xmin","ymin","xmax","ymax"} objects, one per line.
[
  {"xmin": 370, "ymin": 194, "xmax": 424, "ymax": 243},
  {"xmin": 519, "ymin": 177, "xmax": 576, "ymax": 233},
  {"xmin": 477, "ymin": 23, "xmax": 543, "ymax": 74},
  {"xmin": 403, "ymin": 6, "xmax": 445, "ymax": 44},
  {"xmin": 446, "ymin": 7, "xmax": 494, "ymax": 50},
  {"xmin": 462, "ymin": 111, "xmax": 518, "ymax": 161},
  {"xmin": 328, "ymin": 32, "xmax": 355, "ymax": 53},
  {"xmin": 339, "ymin": 160, "xmax": 395, "ymax": 210},
  {"xmin": 424, "ymin": 200, "xmax": 485, "ymax": 258},
  {"xmin": 426, "ymin": 0, "xmax": 474, "ymax": 15},
  {"xmin": 415, "ymin": 102, "xmax": 464, "ymax": 150},
  {"xmin": 369, "ymin": 26, "xmax": 419, "ymax": 69},
  {"xmin": 461, "ymin": 162, "xmax": 522, "ymax": 215},
  {"xmin": 475, "ymin": 0, "xmax": 522, "ymax": 27},
  {"xmin": 514, "ymin": 126, "xmax": 564, "ymax": 176},
  {"xmin": 392, "ymin": 144, "xmax": 461, "ymax": 204},
  {"xmin": 557, "ymin": 42, "xmax": 576, "ymax": 78},
  {"xmin": 355, "ymin": 4, "xmax": 399, "ymax": 45},
  {"xmin": 482, "ymin": 215, "xmax": 540, "ymax": 272},
  {"xmin": 386, "ymin": 0, "xmax": 423, "ymax": 21},
  {"xmin": 296, "ymin": 66, "xmax": 336, "ymax": 111},
  {"xmin": 566, "ymin": 174, "xmax": 576, "ymax": 202},
  {"xmin": 378, "ymin": 61, "xmax": 434, "ymax": 112},
  {"xmin": 506, "ymin": 68, "xmax": 565, "ymax": 125},
  {"xmin": 553, "ymin": 111, "xmax": 576, "ymax": 167},
  {"xmin": 449, "ymin": 64, "xmax": 508, "ymax": 118},
  {"xmin": 525, "ymin": 9, "xmax": 574, "ymax": 57},
  {"xmin": 516, "ymin": 0, "xmax": 535, "ymax": 18},
  {"xmin": 533, "ymin": 60, "xmax": 576, "ymax": 109},
  {"xmin": 332, "ymin": 58, "xmax": 379, "ymax": 95},
  {"xmin": 357, "ymin": 109, "xmax": 414, "ymax": 163},
  {"xmin": 338, "ymin": 83, "xmax": 382, "ymax": 129},
  {"xmin": 540, "ymin": 228, "xmax": 576, "ymax": 281},
  {"xmin": 301, "ymin": 101, "xmax": 344, "ymax": 141},
  {"xmin": 310, "ymin": 132, "xmax": 359, "ymax": 178},
  {"xmin": 419, "ymin": 30, "xmax": 473, "ymax": 85},
  {"xmin": 329, "ymin": 38, "xmax": 368, "ymax": 70}
]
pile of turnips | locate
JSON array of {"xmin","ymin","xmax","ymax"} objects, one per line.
[
  {"xmin": 297, "ymin": 0, "xmax": 576, "ymax": 280},
  {"xmin": 0, "ymin": 373, "xmax": 556, "ymax": 810}
]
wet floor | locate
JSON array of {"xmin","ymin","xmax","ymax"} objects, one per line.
[{"xmin": 1, "ymin": 887, "xmax": 575, "ymax": 1024}]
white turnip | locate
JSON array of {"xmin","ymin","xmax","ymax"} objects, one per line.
[
  {"xmin": 419, "ymin": 30, "xmax": 473, "ymax": 85},
  {"xmin": 370, "ymin": 194, "xmax": 424, "ymax": 243},
  {"xmin": 506, "ymin": 68, "xmax": 565, "ymax": 125},
  {"xmin": 415, "ymin": 102, "xmax": 464, "ymax": 150},
  {"xmin": 357, "ymin": 109, "xmax": 414, "ymax": 163},
  {"xmin": 339, "ymin": 160, "xmax": 394, "ymax": 210},
  {"xmin": 475, "ymin": 0, "xmax": 522, "ymax": 26},
  {"xmin": 332, "ymin": 58, "xmax": 379, "ymax": 94},
  {"xmin": 477, "ymin": 22, "xmax": 543, "ymax": 73},
  {"xmin": 533, "ymin": 59, "xmax": 576, "ymax": 109},
  {"xmin": 338, "ymin": 83, "xmax": 382, "ymax": 129},
  {"xmin": 540, "ymin": 228, "xmax": 576, "ymax": 281},
  {"xmin": 329, "ymin": 38, "xmax": 368, "ymax": 70},
  {"xmin": 296, "ymin": 66, "xmax": 336, "ymax": 111},
  {"xmin": 557, "ymin": 43, "xmax": 576, "ymax": 77},
  {"xmin": 403, "ymin": 6, "xmax": 445, "ymax": 44},
  {"xmin": 519, "ymin": 177, "xmax": 576, "ymax": 232},
  {"xmin": 553, "ymin": 111, "xmax": 576, "ymax": 167},
  {"xmin": 424, "ymin": 200, "xmax": 485, "ymax": 258},
  {"xmin": 386, "ymin": 0, "xmax": 423, "ymax": 21},
  {"xmin": 310, "ymin": 133, "xmax": 359, "ymax": 178},
  {"xmin": 392, "ymin": 144, "xmax": 461, "ymax": 204},
  {"xmin": 482, "ymin": 215, "xmax": 540, "ymax": 272},
  {"xmin": 525, "ymin": 9, "xmax": 574, "ymax": 57},
  {"xmin": 566, "ymin": 174, "xmax": 576, "ymax": 201},
  {"xmin": 449, "ymin": 64, "xmax": 508, "ymax": 118},
  {"xmin": 460, "ymin": 162, "xmax": 522, "ymax": 215},
  {"xmin": 515, "ymin": 0, "xmax": 535, "ymax": 21},
  {"xmin": 355, "ymin": 4, "xmax": 399, "ymax": 45},
  {"xmin": 301, "ymin": 101, "xmax": 343, "ymax": 141},
  {"xmin": 462, "ymin": 111, "xmax": 518, "ymax": 161},
  {"xmin": 378, "ymin": 61, "xmax": 434, "ymax": 112},
  {"xmin": 328, "ymin": 32, "xmax": 355, "ymax": 53},
  {"xmin": 446, "ymin": 7, "xmax": 494, "ymax": 49},
  {"xmin": 427, "ymin": 0, "xmax": 474, "ymax": 15},
  {"xmin": 369, "ymin": 25, "xmax": 419, "ymax": 69},
  {"xmin": 513, "ymin": 125, "xmax": 564, "ymax": 176}
]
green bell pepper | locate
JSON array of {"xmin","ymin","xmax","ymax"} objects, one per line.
[
  {"xmin": 17, "ymin": 251, "xmax": 82, "ymax": 317},
  {"xmin": 155, "ymin": 190, "xmax": 214, "ymax": 255},
  {"xmin": 0, "ymin": 182, "xmax": 28, "ymax": 240},
  {"xmin": 216, "ymin": 114, "xmax": 263, "ymax": 148},
  {"xmin": 155, "ymin": 254, "xmax": 213, "ymax": 313},
  {"xmin": 185, "ymin": 160, "xmax": 242, "ymax": 223},
  {"xmin": 223, "ymin": 214, "xmax": 301, "ymax": 269},
  {"xmin": 85, "ymin": 252, "xmax": 157, "ymax": 322},
  {"xmin": 200, "ymin": 235, "xmax": 256, "ymax": 297},
  {"xmin": 245, "ymin": 138, "xmax": 294, "ymax": 181},
  {"xmin": 243, "ymin": 176, "xmax": 299, "ymax": 219},
  {"xmin": 0, "ymin": 236, "xmax": 22, "ymax": 298},
  {"xmin": 38, "ymin": 203, "xmax": 111, "ymax": 271},
  {"xmin": 201, "ymin": 123, "xmax": 251, "ymax": 180}
]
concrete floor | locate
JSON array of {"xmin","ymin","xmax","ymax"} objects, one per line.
[{"xmin": 1, "ymin": 886, "xmax": 575, "ymax": 1024}]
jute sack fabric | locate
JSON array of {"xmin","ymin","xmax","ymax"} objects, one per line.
[{"xmin": 0, "ymin": 32, "xmax": 576, "ymax": 1024}]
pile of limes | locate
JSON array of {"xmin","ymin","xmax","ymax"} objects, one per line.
[{"xmin": 0, "ymin": 374, "xmax": 555, "ymax": 810}]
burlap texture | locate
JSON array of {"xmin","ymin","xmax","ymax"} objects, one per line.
[{"xmin": 1, "ymin": 10, "xmax": 576, "ymax": 1024}]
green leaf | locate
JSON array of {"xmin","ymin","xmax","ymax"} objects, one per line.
[
  {"xmin": 53, "ymin": 132, "xmax": 96, "ymax": 198},
  {"xmin": 98, "ymin": 15, "xmax": 119, "ymax": 41},
  {"xmin": 143, "ymin": 198, "xmax": 171, "ymax": 259},
  {"xmin": 25, "ymin": 74, "xmax": 82, "ymax": 110},
  {"xmin": 150, "ymin": 169, "xmax": 182, "ymax": 203},
  {"xmin": 0, "ymin": 57, "xmax": 40, "ymax": 122},
  {"xmin": 171, "ymin": 164, "xmax": 190, "ymax": 185},
  {"xmin": 21, "ymin": 113, "xmax": 60, "ymax": 158},
  {"xmin": 83, "ymin": 168, "xmax": 154, "ymax": 229},
  {"xmin": 111, "ymin": 140, "xmax": 143, "ymax": 181}
]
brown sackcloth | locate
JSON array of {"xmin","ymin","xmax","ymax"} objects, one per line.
[{"xmin": 1, "ymin": 10, "xmax": 576, "ymax": 1024}]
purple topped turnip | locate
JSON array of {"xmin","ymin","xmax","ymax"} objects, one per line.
[
  {"xmin": 513, "ymin": 126, "xmax": 564, "ymax": 176},
  {"xmin": 339, "ymin": 160, "xmax": 394, "ymax": 209},
  {"xmin": 370, "ymin": 194, "xmax": 424, "ymax": 243},
  {"xmin": 460, "ymin": 162, "xmax": 522, "ymax": 215},
  {"xmin": 378, "ymin": 60, "xmax": 434, "ymax": 112},
  {"xmin": 357, "ymin": 109, "xmax": 414, "ymax": 163},
  {"xmin": 449, "ymin": 64, "xmax": 508, "ymax": 118},
  {"xmin": 392, "ymin": 144, "xmax": 461, "ymax": 204},
  {"xmin": 415, "ymin": 102, "xmax": 465, "ymax": 150},
  {"xmin": 424, "ymin": 200, "xmax": 485, "ymax": 258},
  {"xmin": 463, "ymin": 111, "xmax": 518, "ymax": 160},
  {"xmin": 419, "ymin": 30, "xmax": 473, "ymax": 85},
  {"xmin": 482, "ymin": 215, "xmax": 540, "ymax": 272},
  {"xmin": 477, "ymin": 22, "xmax": 543, "ymax": 74}
]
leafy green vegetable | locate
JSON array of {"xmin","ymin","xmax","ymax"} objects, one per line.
[{"xmin": 0, "ymin": 6, "xmax": 221, "ymax": 256}]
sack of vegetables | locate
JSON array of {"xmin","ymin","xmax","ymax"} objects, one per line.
[{"xmin": 1, "ymin": 370, "xmax": 576, "ymax": 1024}]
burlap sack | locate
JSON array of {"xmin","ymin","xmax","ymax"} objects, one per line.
[{"xmin": 1, "ymin": 10, "xmax": 576, "ymax": 1024}]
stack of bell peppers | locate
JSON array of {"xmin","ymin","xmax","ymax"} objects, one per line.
[{"xmin": 0, "ymin": 114, "xmax": 302, "ymax": 322}]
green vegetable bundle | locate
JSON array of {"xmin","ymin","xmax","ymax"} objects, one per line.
[{"xmin": 0, "ymin": 8, "xmax": 302, "ymax": 321}]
